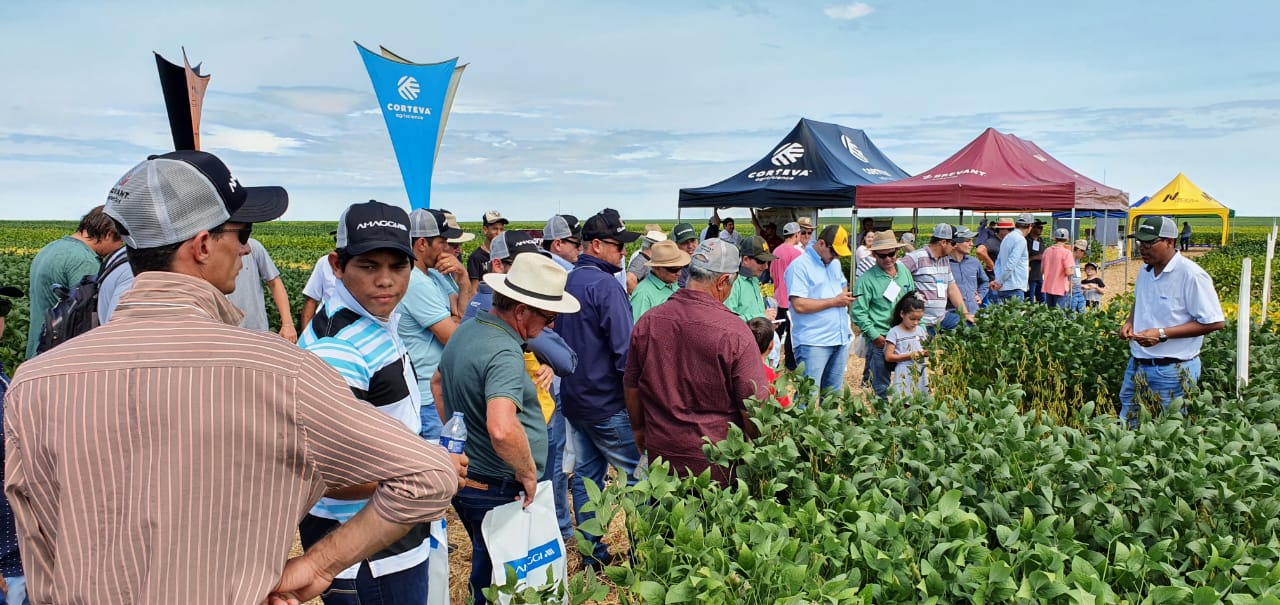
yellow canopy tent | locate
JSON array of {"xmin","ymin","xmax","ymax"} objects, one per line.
[{"xmin": 1129, "ymin": 173, "xmax": 1232, "ymax": 246}]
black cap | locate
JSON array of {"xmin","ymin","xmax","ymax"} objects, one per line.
[
  {"xmin": 150, "ymin": 150, "xmax": 289, "ymax": 224},
  {"xmin": 335, "ymin": 200, "xmax": 415, "ymax": 260},
  {"xmin": 582, "ymin": 211, "xmax": 641, "ymax": 243}
]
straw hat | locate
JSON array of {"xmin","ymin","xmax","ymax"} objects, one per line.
[
  {"xmin": 644, "ymin": 240, "xmax": 691, "ymax": 268},
  {"xmin": 868, "ymin": 231, "xmax": 906, "ymax": 252},
  {"xmin": 483, "ymin": 254, "xmax": 581, "ymax": 314},
  {"xmin": 993, "ymin": 218, "xmax": 1016, "ymax": 230},
  {"xmin": 796, "ymin": 217, "xmax": 816, "ymax": 230}
]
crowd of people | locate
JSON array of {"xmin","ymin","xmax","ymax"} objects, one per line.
[{"xmin": 0, "ymin": 149, "xmax": 1227, "ymax": 604}]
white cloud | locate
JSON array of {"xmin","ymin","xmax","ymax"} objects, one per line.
[
  {"xmin": 201, "ymin": 125, "xmax": 306, "ymax": 154},
  {"xmin": 613, "ymin": 148, "xmax": 661, "ymax": 161},
  {"xmin": 824, "ymin": 2, "xmax": 874, "ymax": 20}
]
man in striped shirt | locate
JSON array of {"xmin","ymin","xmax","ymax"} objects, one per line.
[
  {"xmin": 299, "ymin": 201, "xmax": 450, "ymax": 604},
  {"xmin": 900, "ymin": 223, "xmax": 974, "ymax": 334},
  {"xmin": 3, "ymin": 152, "xmax": 460, "ymax": 605}
]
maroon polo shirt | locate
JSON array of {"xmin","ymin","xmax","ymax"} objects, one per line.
[{"xmin": 624, "ymin": 288, "xmax": 769, "ymax": 483}]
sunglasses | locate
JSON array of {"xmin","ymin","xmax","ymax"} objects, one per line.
[
  {"xmin": 600, "ymin": 239, "xmax": 625, "ymax": 252},
  {"xmin": 874, "ymin": 251, "xmax": 897, "ymax": 259},
  {"xmin": 210, "ymin": 224, "xmax": 253, "ymax": 245},
  {"xmin": 530, "ymin": 307, "xmax": 558, "ymax": 324},
  {"xmin": 654, "ymin": 265, "xmax": 685, "ymax": 274},
  {"xmin": 564, "ymin": 238, "xmax": 582, "ymax": 248}
]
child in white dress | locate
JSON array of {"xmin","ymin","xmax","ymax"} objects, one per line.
[{"xmin": 883, "ymin": 296, "xmax": 929, "ymax": 398}]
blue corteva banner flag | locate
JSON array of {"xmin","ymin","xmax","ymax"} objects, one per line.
[{"xmin": 357, "ymin": 43, "xmax": 459, "ymax": 210}]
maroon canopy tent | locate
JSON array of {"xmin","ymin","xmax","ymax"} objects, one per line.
[{"xmin": 855, "ymin": 128, "xmax": 1128, "ymax": 211}]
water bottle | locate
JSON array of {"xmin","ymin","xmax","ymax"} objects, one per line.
[{"xmin": 439, "ymin": 412, "xmax": 467, "ymax": 454}]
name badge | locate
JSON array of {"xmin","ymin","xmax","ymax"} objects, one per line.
[{"xmin": 884, "ymin": 280, "xmax": 902, "ymax": 301}]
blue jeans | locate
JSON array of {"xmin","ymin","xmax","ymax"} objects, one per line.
[
  {"xmin": 864, "ymin": 342, "xmax": 892, "ymax": 401},
  {"xmin": 993, "ymin": 289, "xmax": 1026, "ymax": 303},
  {"xmin": 1071, "ymin": 292, "xmax": 1086, "ymax": 312},
  {"xmin": 419, "ymin": 402, "xmax": 443, "ymax": 442},
  {"xmin": 1, "ymin": 576, "xmax": 27, "ymax": 605},
  {"xmin": 1028, "ymin": 279, "xmax": 1044, "ymax": 303},
  {"xmin": 454, "ymin": 477, "xmax": 526, "ymax": 605},
  {"xmin": 320, "ymin": 560, "xmax": 428, "ymax": 605},
  {"xmin": 1119, "ymin": 356, "xmax": 1201, "ymax": 429},
  {"xmin": 794, "ymin": 342, "xmax": 850, "ymax": 393},
  {"xmin": 1044, "ymin": 293, "xmax": 1069, "ymax": 309},
  {"xmin": 568, "ymin": 410, "xmax": 640, "ymax": 565},
  {"xmin": 543, "ymin": 407, "xmax": 572, "ymax": 541}
]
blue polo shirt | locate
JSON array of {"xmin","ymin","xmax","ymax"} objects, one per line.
[
  {"xmin": 784, "ymin": 246, "xmax": 853, "ymax": 347},
  {"xmin": 397, "ymin": 267, "xmax": 457, "ymax": 406}
]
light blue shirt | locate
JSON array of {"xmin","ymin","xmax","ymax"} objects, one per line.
[
  {"xmin": 784, "ymin": 246, "xmax": 852, "ymax": 347},
  {"xmin": 1130, "ymin": 252, "xmax": 1224, "ymax": 360},
  {"xmin": 397, "ymin": 267, "xmax": 458, "ymax": 405},
  {"xmin": 995, "ymin": 229, "xmax": 1029, "ymax": 292}
]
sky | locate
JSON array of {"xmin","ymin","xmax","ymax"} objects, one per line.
[{"xmin": 1, "ymin": 0, "xmax": 1278, "ymax": 222}]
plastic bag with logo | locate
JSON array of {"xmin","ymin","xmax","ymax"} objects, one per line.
[
  {"xmin": 480, "ymin": 480, "xmax": 567, "ymax": 603},
  {"xmin": 427, "ymin": 518, "xmax": 450, "ymax": 605}
]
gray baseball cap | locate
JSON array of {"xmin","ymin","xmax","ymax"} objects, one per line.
[
  {"xmin": 543, "ymin": 214, "xmax": 581, "ymax": 241},
  {"xmin": 931, "ymin": 223, "xmax": 955, "ymax": 240},
  {"xmin": 953, "ymin": 226, "xmax": 976, "ymax": 242},
  {"xmin": 105, "ymin": 150, "xmax": 288, "ymax": 248},
  {"xmin": 690, "ymin": 238, "xmax": 740, "ymax": 274},
  {"xmin": 781, "ymin": 221, "xmax": 802, "ymax": 236},
  {"xmin": 409, "ymin": 208, "xmax": 463, "ymax": 239}
]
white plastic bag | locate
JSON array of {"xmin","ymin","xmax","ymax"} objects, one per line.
[
  {"xmin": 480, "ymin": 480, "xmax": 567, "ymax": 603},
  {"xmin": 427, "ymin": 518, "xmax": 450, "ymax": 605},
  {"xmin": 852, "ymin": 332, "xmax": 868, "ymax": 358}
]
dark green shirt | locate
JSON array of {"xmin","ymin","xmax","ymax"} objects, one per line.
[
  {"xmin": 27, "ymin": 236, "xmax": 101, "ymax": 358},
  {"xmin": 437, "ymin": 310, "xmax": 547, "ymax": 479}
]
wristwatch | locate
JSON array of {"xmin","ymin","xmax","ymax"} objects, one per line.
[{"xmin": 1157, "ymin": 328, "xmax": 1168, "ymax": 343}]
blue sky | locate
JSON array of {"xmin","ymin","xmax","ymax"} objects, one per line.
[{"xmin": 1, "ymin": 0, "xmax": 1278, "ymax": 221}]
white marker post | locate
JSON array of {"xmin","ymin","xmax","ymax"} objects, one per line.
[
  {"xmin": 1261, "ymin": 223, "xmax": 1276, "ymax": 326},
  {"xmin": 1237, "ymin": 257, "xmax": 1252, "ymax": 392}
]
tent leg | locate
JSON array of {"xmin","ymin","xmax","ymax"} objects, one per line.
[
  {"xmin": 677, "ymin": 207, "xmax": 682, "ymax": 222},
  {"xmin": 848, "ymin": 207, "xmax": 857, "ymax": 286},
  {"xmin": 912, "ymin": 208, "xmax": 920, "ymax": 235},
  {"xmin": 1070, "ymin": 209, "xmax": 1077, "ymax": 240}
]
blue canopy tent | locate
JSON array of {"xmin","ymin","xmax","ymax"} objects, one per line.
[
  {"xmin": 678, "ymin": 118, "xmax": 910, "ymax": 210},
  {"xmin": 1052, "ymin": 206, "xmax": 1129, "ymax": 246}
]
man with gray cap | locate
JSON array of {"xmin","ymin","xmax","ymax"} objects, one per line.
[
  {"xmin": 1040, "ymin": 227, "xmax": 1075, "ymax": 309},
  {"xmin": 900, "ymin": 223, "xmax": 973, "ymax": 333},
  {"xmin": 1118, "ymin": 216, "xmax": 1224, "ymax": 428},
  {"xmin": 991, "ymin": 214, "xmax": 1032, "ymax": 302},
  {"xmin": 6, "ymin": 152, "xmax": 460, "ymax": 604},
  {"xmin": 625, "ymin": 239, "xmax": 768, "ymax": 485},
  {"xmin": 543, "ymin": 214, "xmax": 582, "ymax": 272},
  {"xmin": 769, "ymin": 222, "xmax": 804, "ymax": 370},
  {"xmin": 398, "ymin": 208, "xmax": 465, "ymax": 442},
  {"xmin": 947, "ymin": 227, "xmax": 989, "ymax": 321}
]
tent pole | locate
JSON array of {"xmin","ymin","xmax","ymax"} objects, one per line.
[
  {"xmin": 677, "ymin": 207, "xmax": 682, "ymax": 223},
  {"xmin": 849, "ymin": 205, "xmax": 857, "ymax": 286},
  {"xmin": 1070, "ymin": 208, "xmax": 1077, "ymax": 240},
  {"xmin": 912, "ymin": 208, "xmax": 920, "ymax": 235}
]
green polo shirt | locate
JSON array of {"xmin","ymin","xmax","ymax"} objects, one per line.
[
  {"xmin": 850, "ymin": 262, "xmax": 916, "ymax": 341},
  {"xmin": 437, "ymin": 310, "xmax": 547, "ymax": 479},
  {"xmin": 630, "ymin": 272, "xmax": 678, "ymax": 323},
  {"xmin": 724, "ymin": 271, "xmax": 766, "ymax": 322}
]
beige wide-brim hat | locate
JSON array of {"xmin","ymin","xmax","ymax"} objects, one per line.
[
  {"xmin": 796, "ymin": 217, "xmax": 816, "ymax": 229},
  {"xmin": 443, "ymin": 211, "xmax": 476, "ymax": 244},
  {"xmin": 644, "ymin": 240, "xmax": 692, "ymax": 268},
  {"xmin": 483, "ymin": 254, "xmax": 581, "ymax": 314},
  {"xmin": 869, "ymin": 230, "xmax": 906, "ymax": 252}
]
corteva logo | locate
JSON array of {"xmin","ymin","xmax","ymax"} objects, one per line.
[
  {"xmin": 397, "ymin": 76, "xmax": 420, "ymax": 100},
  {"xmin": 771, "ymin": 142, "xmax": 805, "ymax": 166},
  {"xmin": 357, "ymin": 220, "xmax": 409, "ymax": 231},
  {"xmin": 840, "ymin": 134, "xmax": 870, "ymax": 163}
]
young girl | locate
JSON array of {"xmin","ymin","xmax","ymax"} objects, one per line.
[{"xmin": 883, "ymin": 296, "xmax": 929, "ymax": 398}]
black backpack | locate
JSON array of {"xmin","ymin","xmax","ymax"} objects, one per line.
[{"xmin": 36, "ymin": 252, "xmax": 130, "ymax": 354}]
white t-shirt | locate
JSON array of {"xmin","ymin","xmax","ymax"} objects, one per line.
[
  {"xmin": 1130, "ymin": 252, "xmax": 1224, "ymax": 360},
  {"xmin": 226, "ymin": 238, "xmax": 281, "ymax": 331},
  {"xmin": 303, "ymin": 254, "xmax": 336, "ymax": 303}
]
